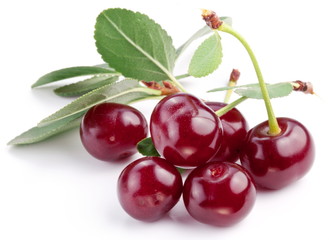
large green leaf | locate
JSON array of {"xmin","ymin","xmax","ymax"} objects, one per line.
[
  {"xmin": 31, "ymin": 66, "xmax": 117, "ymax": 88},
  {"xmin": 54, "ymin": 74, "xmax": 119, "ymax": 97},
  {"xmin": 38, "ymin": 79, "xmax": 161, "ymax": 127},
  {"xmin": 94, "ymin": 8, "xmax": 176, "ymax": 82},
  {"xmin": 8, "ymin": 115, "xmax": 82, "ymax": 145},
  {"xmin": 188, "ymin": 32, "xmax": 223, "ymax": 77}
]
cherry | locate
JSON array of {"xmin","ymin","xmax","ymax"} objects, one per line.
[
  {"xmin": 117, "ymin": 156, "xmax": 183, "ymax": 222},
  {"xmin": 183, "ymin": 161, "xmax": 256, "ymax": 227},
  {"xmin": 206, "ymin": 102, "xmax": 249, "ymax": 163},
  {"xmin": 150, "ymin": 93, "xmax": 223, "ymax": 168},
  {"xmin": 240, "ymin": 117, "xmax": 315, "ymax": 190},
  {"xmin": 80, "ymin": 102, "xmax": 148, "ymax": 161}
]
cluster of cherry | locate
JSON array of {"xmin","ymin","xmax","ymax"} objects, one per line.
[{"xmin": 79, "ymin": 90, "xmax": 314, "ymax": 227}]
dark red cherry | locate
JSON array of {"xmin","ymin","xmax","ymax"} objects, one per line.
[
  {"xmin": 206, "ymin": 102, "xmax": 249, "ymax": 163},
  {"xmin": 150, "ymin": 93, "xmax": 223, "ymax": 168},
  {"xmin": 117, "ymin": 156, "xmax": 183, "ymax": 222},
  {"xmin": 240, "ymin": 117, "xmax": 315, "ymax": 190},
  {"xmin": 80, "ymin": 102, "xmax": 147, "ymax": 161},
  {"xmin": 183, "ymin": 161, "xmax": 256, "ymax": 227}
]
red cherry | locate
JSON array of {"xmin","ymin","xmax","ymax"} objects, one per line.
[
  {"xmin": 80, "ymin": 103, "xmax": 147, "ymax": 161},
  {"xmin": 150, "ymin": 93, "xmax": 223, "ymax": 168},
  {"xmin": 183, "ymin": 161, "xmax": 256, "ymax": 227},
  {"xmin": 206, "ymin": 102, "xmax": 249, "ymax": 163},
  {"xmin": 240, "ymin": 117, "xmax": 315, "ymax": 190},
  {"xmin": 117, "ymin": 156, "xmax": 183, "ymax": 222}
]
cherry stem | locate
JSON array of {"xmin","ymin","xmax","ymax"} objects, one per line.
[
  {"xmin": 215, "ymin": 96, "xmax": 248, "ymax": 117},
  {"xmin": 218, "ymin": 23, "xmax": 281, "ymax": 135},
  {"xmin": 168, "ymin": 74, "xmax": 188, "ymax": 93}
]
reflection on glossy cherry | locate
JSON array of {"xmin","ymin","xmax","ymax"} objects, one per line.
[
  {"xmin": 240, "ymin": 117, "xmax": 315, "ymax": 190},
  {"xmin": 80, "ymin": 103, "xmax": 147, "ymax": 161},
  {"xmin": 150, "ymin": 93, "xmax": 223, "ymax": 168},
  {"xmin": 206, "ymin": 102, "xmax": 248, "ymax": 163},
  {"xmin": 183, "ymin": 161, "xmax": 256, "ymax": 227},
  {"xmin": 117, "ymin": 157, "xmax": 183, "ymax": 222}
]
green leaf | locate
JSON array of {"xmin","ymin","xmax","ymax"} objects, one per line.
[
  {"xmin": 207, "ymin": 83, "xmax": 261, "ymax": 92},
  {"xmin": 137, "ymin": 137, "xmax": 160, "ymax": 157},
  {"xmin": 54, "ymin": 74, "xmax": 119, "ymax": 97},
  {"xmin": 94, "ymin": 8, "xmax": 176, "ymax": 82},
  {"xmin": 235, "ymin": 82, "xmax": 293, "ymax": 99},
  {"xmin": 176, "ymin": 17, "xmax": 232, "ymax": 60},
  {"xmin": 31, "ymin": 66, "xmax": 118, "ymax": 88},
  {"xmin": 176, "ymin": 26, "xmax": 212, "ymax": 60},
  {"xmin": 38, "ymin": 79, "xmax": 161, "ymax": 127},
  {"xmin": 8, "ymin": 115, "xmax": 82, "ymax": 145},
  {"xmin": 188, "ymin": 32, "xmax": 223, "ymax": 77}
]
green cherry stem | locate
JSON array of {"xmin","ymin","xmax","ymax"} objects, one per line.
[
  {"xmin": 218, "ymin": 23, "xmax": 281, "ymax": 135},
  {"xmin": 215, "ymin": 96, "xmax": 248, "ymax": 117},
  {"xmin": 168, "ymin": 74, "xmax": 188, "ymax": 93}
]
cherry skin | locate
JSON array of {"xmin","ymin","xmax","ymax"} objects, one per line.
[
  {"xmin": 183, "ymin": 161, "xmax": 256, "ymax": 227},
  {"xmin": 240, "ymin": 117, "xmax": 315, "ymax": 190},
  {"xmin": 150, "ymin": 93, "xmax": 223, "ymax": 168},
  {"xmin": 117, "ymin": 156, "xmax": 183, "ymax": 222},
  {"xmin": 206, "ymin": 102, "xmax": 249, "ymax": 163},
  {"xmin": 80, "ymin": 102, "xmax": 148, "ymax": 161}
]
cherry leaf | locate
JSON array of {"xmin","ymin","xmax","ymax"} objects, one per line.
[
  {"xmin": 95, "ymin": 8, "xmax": 176, "ymax": 82},
  {"xmin": 31, "ymin": 66, "xmax": 117, "ymax": 88},
  {"xmin": 235, "ymin": 82, "xmax": 293, "ymax": 99},
  {"xmin": 137, "ymin": 137, "xmax": 160, "ymax": 157},
  {"xmin": 8, "ymin": 116, "xmax": 82, "ymax": 145},
  {"xmin": 54, "ymin": 74, "xmax": 119, "ymax": 97},
  {"xmin": 38, "ymin": 79, "xmax": 161, "ymax": 127},
  {"xmin": 188, "ymin": 31, "xmax": 223, "ymax": 77}
]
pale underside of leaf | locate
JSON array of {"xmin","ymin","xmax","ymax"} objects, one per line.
[
  {"xmin": 94, "ymin": 8, "xmax": 176, "ymax": 82},
  {"xmin": 188, "ymin": 31, "xmax": 223, "ymax": 78},
  {"xmin": 235, "ymin": 82, "xmax": 293, "ymax": 99},
  {"xmin": 207, "ymin": 83, "xmax": 261, "ymax": 92}
]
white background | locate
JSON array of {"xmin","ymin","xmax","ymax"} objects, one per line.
[{"xmin": 1, "ymin": 0, "xmax": 329, "ymax": 239}]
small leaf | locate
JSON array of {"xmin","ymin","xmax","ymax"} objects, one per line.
[
  {"xmin": 235, "ymin": 82, "xmax": 293, "ymax": 99},
  {"xmin": 94, "ymin": 8, "xmax": 176, "ymax": 82},
  {"xmin": 176, "ymin": 17, "xmax": 231, "ymax": 60},
  {"xmin": 54, "ymin": 74, "xmax": 119, "ymax": 97},
  {"xmin": 176, "ymin": 26, "xmax": 212, "ymax": 60},
  {"xmin": 32, "ymin": 66, "xmax": 118, "ymax": 88},
  {"xmin": 137, "ymin": 137, "xmax": 160, "ymax": 157},
  {"xmin": 38, "ymin": 79, "xmax": 161, "ymax": 127},
  {"xmin": 188, "ymin": 32, "xmax": 223, "ymax": 77},
  {"xmin": 8, "ymin": 115, "xmax": 82, "ymax": 145}
]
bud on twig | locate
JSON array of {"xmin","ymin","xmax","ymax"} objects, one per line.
[
  {"xmin": 291, "ymin": 80, "xmax": 314, "ymax": 94},
  {"xmin": 230, "ymin": 69, "xmax": 241, "ymax": 83},
  {"xmin": 142, "ymin": 81, "xmax": 180, "ymax": 96},
  {"xmin": 201, "ymin": 9, "xmax": 223, "ymax": 29}
]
